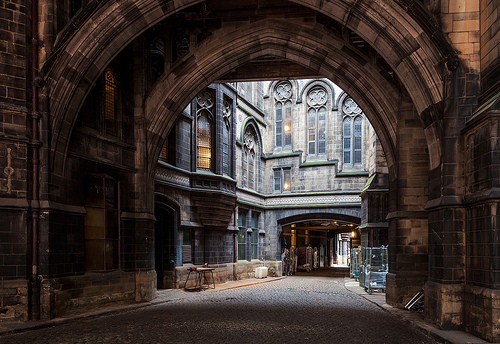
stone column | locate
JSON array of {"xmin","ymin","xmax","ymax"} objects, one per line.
[
  {"xmin": 424, "ymin": 0, "xmax": 482, "ymax": 333},
  {"xmin": 385, "ymin": 97, "xmax": 429, "ymax": 307},
  {"xmin": 464, "ymin": 2, "xmax": 500, "ymax": 340}
]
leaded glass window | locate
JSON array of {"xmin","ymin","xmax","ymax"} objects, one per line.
[
  {"xmin": 342, "ymin": 97, "xmax": 364, "ymax": 168},
  {"xmin": 250, "ymin": 213, "xmax": 259, "ymax": 259},
  {"xmin": 196, "ymin": 91, "xmax": 214, "ymax": 171},
  {"xmin": 273, "ymin": 168, "xmax": 291, "ymax": 193},
  {"xmin": 243, "ymin": 126, "xmax": 259, "ymax": 191},
  {"xmin": 222, "ymin": 99, "xmax": 232, "ymax": 176},
  {"xmin": 343, "ymin": 117, "xmax": 352, "ymax": 164},
  {"xmin": 307, "ymin": 86, "xmax": 327, "ymax": 158},
  {"xmin": 354, "ymin": 116, "xmax": 362, "ymax": 164},
  {"xmin": 237, "ymin": 211, "xmax": 247, "ymax": 261},
  {"xmin": 274, "ymin": 82, "xmax": 292, "ymax": 150},
  {"xmin": 104, "ymin": 69, "xmax": 117, "ymax": 136}
]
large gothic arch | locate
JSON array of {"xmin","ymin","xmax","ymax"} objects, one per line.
[
  {"xmin": 1, "ymin": 1, "xmax": 497, "ymax": 340},
  {"xmin": 42, "ymin": 0, "xmax": 448, "ymax": 179},
  {"xmin": 144, "ymin": 18, "xmax": 405, "ymax": 179}
]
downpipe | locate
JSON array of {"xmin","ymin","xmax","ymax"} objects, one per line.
[{"xmin": 29, "ymin": 0, "xmax": 41, "ymax": 320}]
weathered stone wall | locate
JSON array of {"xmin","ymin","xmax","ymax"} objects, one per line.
[
  {"xmin": 480, "ymin": 0, "xmax": 499, "ymax": 99},
  {"xmin": 0, "ymin": 279, "xmax": 28, "ymax": 321},
  {"xmin": 40, "ymin": 272, "xmax": 136, "ymax": 319},
  {"xmin": 461, "ymin": 113, "xmax": 500, "ymax": 343},
  {"xmin": 386, "ymin": 97, "xmax": 429, "ymax": 307},
  {"xmin": 173, "ymin": 261, "xmax": 282, "ymax": 289},
  {"xmin": 464, "ymin": 284, "xmax": 500, "ymax": 342},
  {"xmin": 40, "ymin": 210, "xmax": 85, "ymax": 277},
  {"xmin": 0, "ymin": 0, "xmax": 30, "ymax": 321}
]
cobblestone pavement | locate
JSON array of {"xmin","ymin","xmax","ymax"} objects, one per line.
[{"xmin": 0, "ymin": 276, "xmax": 442, "ymax": 344}]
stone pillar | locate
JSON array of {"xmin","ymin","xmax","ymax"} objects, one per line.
[
  {"xmin": 424, "ymin": 0, "xmax": 484, "ymax": 334},
  {"xmin": 385, "ymin": 97, "xmax": 429, "ymax": 307},
  {"xmin": 461, "ymin": 108, "xmax": 499, "ymax": 342},
  {"xmin": 0, "ymin": 1, "xmax": 31, "ymax": 321},
  {"xmin": 121, "ymin": 212, "xmax": 156, "ymax": 302},
  {"xmin": 359, "ymin": 173, "xmax": 389, "ymax": 248}
]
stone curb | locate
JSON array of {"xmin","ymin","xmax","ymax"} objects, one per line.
[{"xmin": 343, "ymin": 279, "xmax": 490, "ymax": 344}]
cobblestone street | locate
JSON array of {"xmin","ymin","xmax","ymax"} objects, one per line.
[{"xmin": 0, "ymin": 276, "xmax": 442, "ymax": 344}]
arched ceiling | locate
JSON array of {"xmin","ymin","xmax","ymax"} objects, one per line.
[
  {"xmin": 145, "ymin": 17, "xmax": 400, "ymax": 178},
  {"xmin": 42, "ymin": 0, "xmax": 450, "ymax": 176}
]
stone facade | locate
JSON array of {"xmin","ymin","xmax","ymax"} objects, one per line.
[{"xmin": 0, "ymin": 1, "xmax": 498, "ymax": 342}]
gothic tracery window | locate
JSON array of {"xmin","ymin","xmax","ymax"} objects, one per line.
[
  {"xmin": 274, "ymin": 82, "xmax": 292, "ymax": 150},
  {"xmin": 307, "ymin": 86, "xmax": 327, "ymax": 158},
  {"xmin": 242, "ymin": 126, "xmax": 260, "ymax": 190},
  {"xmin": 222, "ymin": 99, "xmax": 232, "ymax": 176},
  {"xmin": 104, "ymin": 69, "xmax": 117, "ymax": 136},
  {"xmin": 196, "ymin": 91, "xmax": 214, "ymax": 171},
  {"xmin": 342, "ymin": 97, "xmax": 364, "ymax": 168}
]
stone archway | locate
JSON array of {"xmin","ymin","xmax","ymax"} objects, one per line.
[
  {"xmin": 38, "ymin": 0, "xmax": 466, "ymax": 337},
  {"xmin": 42, "ymin": 0, "xmax": 448, "ymax": 177}
]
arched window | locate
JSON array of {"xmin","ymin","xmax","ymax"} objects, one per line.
[
  {"xmin": 196, "ymin": 91, "xmax": 214, "ymax": 171},
  {"xmin": 222, "ymin": 99, "xmax": 232, "ymax": 176},
  {"xmin": 307, "ymin": 86, "xmax": 327, "ymax": 158},
  {"xmin": 343, "ymin": 117, "xmax": 352, "ymax": 163},
  {"xmin": 274, "ymin": 82, "xmax": 292, "ymax": 150},
  {"xmin": 342, "ymin": 97, "xmax": 364, "ymax": 168},
  {"xmin": 104, "ymin": 69, "xmax": 118, "ymax": 136},
  {"xmin": 242, "ymin": 125, "xmax": 260, "ymax": 191}
]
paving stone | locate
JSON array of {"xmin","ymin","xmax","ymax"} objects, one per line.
[{"xmin": 0, "ymin": 276, "xmax": 441, "ymax": 344}]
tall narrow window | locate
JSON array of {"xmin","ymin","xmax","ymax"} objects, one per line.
[
  {"xmin": 242, "ymin": 126, "xmax": 260, "ymax": 191},
  {"xmin": 104, "ymin": 69, "xmax": 118, "ymax": 136},
  {"xmin": 250, "ymin": 212, "xmax": 259, "ymax": 260},
  {"xmin": 160, "ymin": 126, "xmax": 176, "ymax": 165},
  {"xmin": 237, "ymin": 211, "xmax": 247, "ymax": 260},
  {"xmin": 273, "ymin": 168, "xmax": 291, "ymax": 193},
  {"xmin": 196, "ymin": 91, "xmax": 214, "ymax": 171},
  {"xmin": 343, "ymin": 117, "xmax": 352, "ymax": 164},
  {"xmin": 84, "ymin": 174, "xmax": 120, "ymax": 271},
  {"xmin": 182, "ymin": 229, "xmax": 192, "ymax": 263},
  {"xmin": 342, "ymin": 97, "xmax": 364, "ymax": 168},
  {"xmin": 354, "ymin": 116, "xmax": 362, "ymax": 164},
  {"xmin": 222, "ymin": 99, "xmax": 232, "ymax": 176},
  {"xmin": 274, "ymin": 82, "xmax": 292, "ymax": 150},
  {"xmin": 242, "ymin": 150, "xmax": 248, "ymax": 188},
  {"xmin": 307, "ymin": 86, "xmax": 327, "ymax": 158}
]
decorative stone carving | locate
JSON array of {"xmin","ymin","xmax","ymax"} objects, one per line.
[{"xmin": 3, "ymin": 147, "xmax": 14, "ymax": 194}]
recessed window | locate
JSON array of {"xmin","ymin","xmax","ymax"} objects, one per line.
[
  {"xmin": 342, "ymin": 97, "xmax": 364, "ymax": 168},
  {"xmin": 273, "ymin": 168, "xmax": 291, "ymax": 193},
  {"xmin": 274, "ymin": 82, "xmax": 293, "ymax": 150},
  {"xmin": 84, "ymin": 174, "xmax": 120, "ymax": 271},
  {"xmin": 222, "ymin": 99, "xmax": 232, "ymax": 176},
  {"xmin": 237, "ymin": 211, "xmax": 247, "ymax": 260},
  {"xmin": 307, "ymin": 86, "xmax": 328, "ymax": 158},
  {"xmin": 104, "ymin": 69, "xmax": 118, "ymax": 136},
  {"xmin": 242, "ymin": 125, "xmax": 260, "ymax": 191},
  {"xmin": 196, "ymin": 91, "xmax": 215, "ymax": 171},
  {"xmin": 250, "ymin": 212, "xmax": 259, "ymax": 260},
  {"xmin": 237, "ymin": 210, "xmax": 261, "ymax": 261}
]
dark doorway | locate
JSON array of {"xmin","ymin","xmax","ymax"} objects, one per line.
[{"xmin": 154, "ymin": 204, "xmax": 176, "ymax": 289}]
